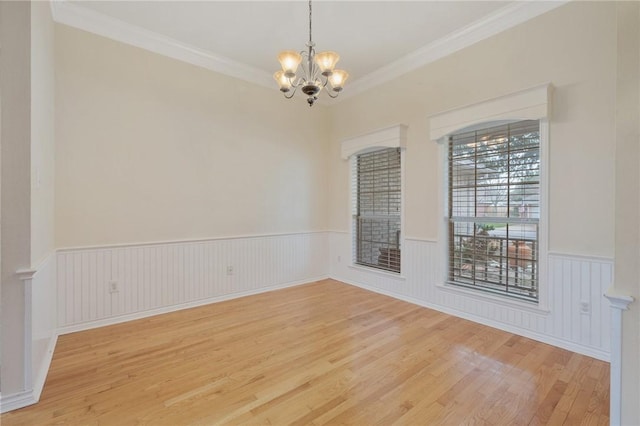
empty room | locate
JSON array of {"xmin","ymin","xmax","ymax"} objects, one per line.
[{"xmin": 1, "ymin": 0, "xmax": 639, "ymax": 424}]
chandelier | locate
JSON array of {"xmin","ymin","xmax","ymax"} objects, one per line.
[{"xmin": 273, "ymin": 0, "xmax": 349, "ymax": 107}]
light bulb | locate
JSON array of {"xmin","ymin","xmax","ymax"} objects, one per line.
[
  {"xmin": 273, "ymin": 70, "xmax": 292, "ymax": 92},
  {"xmin": 314, "ymin": 51, "xmax": 339, "ymax": 76},
  {"xmin": 277, "ymin": 50, "xmax": 302, "ymax": 78},
  {"xmin": 328, "ymin": 69, "xmax": 349, "ymax": 92}
]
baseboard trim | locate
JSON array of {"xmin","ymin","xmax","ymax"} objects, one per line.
[
  {"xmin": 32, "ymin": 334, "xmax": 58, "ymax": 403},
  {"xmin": 58, "ymin": 275, "xmax": 329, "ymax": 335},
  {"xmin": 0, "ymin": 334, "xmax": 58, "ymax": 414},
  {"xmin": 0, "ymin": 390, "xmax": 36, "ymax": 414},
  {"xmin": 335, "ymin": 276, "xmax": 610, "ymax": 362}
]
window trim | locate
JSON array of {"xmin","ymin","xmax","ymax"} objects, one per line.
[
  {"xmin": 430, "ymin": 84, "xmax": 552, "ymax": 141},
  {"xmin": 447, "ymin": 120, "xmax": 543, "ymax": 302},
  {"xmin": 341, "ymin": 124, "xmax": 407, "ymax": 159},
  {"xmin": 430, "ymin": 85, "xmax": 551, "ymax": 310},
  {"xmin": 342, "ymin": 125, "xmax": 407, "ymax": 275}
]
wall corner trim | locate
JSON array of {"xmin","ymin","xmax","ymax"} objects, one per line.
[{"xmin": 604, "ymin": 287, "xmax": 634, "ymax": 426}]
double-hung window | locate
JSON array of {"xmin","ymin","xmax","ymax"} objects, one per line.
[
  {"xmin": 353, "ymin": 147, "xmax": 402, "ymax": 273},
  {"xmin": 342, "ymin": 125, "xmax": 406, "ymax": 275},
  {"xmin": 448, "ymin": 120, "xmax": 540, "ymax": 301}
]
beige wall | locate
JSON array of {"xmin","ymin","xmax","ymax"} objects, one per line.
[
  {"xmin": 0, "ymin": 0, "xmax": 31, "ymax": 395},
  {"xmin": 31, "ymin": 1, "xmax": 55, "ymax": 266},
  {"xmin": 328, "ymin": 1, "xmax": 616, "ymax": 258},
  {"xmin": 55, "ymin": 25, "xmax": 330, "ymax": 248}
]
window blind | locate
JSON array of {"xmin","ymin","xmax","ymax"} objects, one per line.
[
  {"xmin": 352, "ymin": 148, "xmax": 401, "ymax": 273},
  {"xmin": 448, "ymin": 120, "xmax": 540, "ymax": 301}
]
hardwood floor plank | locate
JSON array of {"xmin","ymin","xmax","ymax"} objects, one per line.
[{"xmin": 1, "ymin": 279, "xmax": 609, "ymax": 425}]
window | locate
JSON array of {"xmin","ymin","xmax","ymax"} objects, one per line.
[
  {"xmin": 448, "ymin": 120, "xmax": 540, "ymax": 301},
  {"xmin": 352, "ymin": 147, "xmax": 402, "ymax": 273}
]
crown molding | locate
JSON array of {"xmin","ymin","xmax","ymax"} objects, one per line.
[
  {"xmin": 50, "ymin": 0, "xmax": 273, "ymax": 90},
  {"xmin": 341, "ymin": 1, "xmax": 568, "ymax": 101},
  {"xmin": 50, "ymin": 0, "xmax": 567, "ymax": 100}
]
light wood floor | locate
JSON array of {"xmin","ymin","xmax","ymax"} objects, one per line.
[{"xmin": 2, "ymin": 279, "xmax": 609, "ymax": 425}]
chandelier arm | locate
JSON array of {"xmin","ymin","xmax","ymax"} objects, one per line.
[
  {"xmin": 325, "ymin": 89, "xmax": 339, "ymax": 99},
  {"xmin": 283, "ymin": 86, "xmax": 298, "ymax": 99},
  {"xmin": 289, "ymin": 75, "xmax": 306, "ymax": 88},
  {"xmin": 319, "ymin": 75, "xmax": 338, "ymax": 98}
]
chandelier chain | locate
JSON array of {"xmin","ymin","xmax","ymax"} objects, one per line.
[{"xmin": 308, "ymin": 0, "xmax": 312, "ymax": 45}]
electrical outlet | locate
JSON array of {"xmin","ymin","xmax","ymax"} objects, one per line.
[
  {"xmin": 579, "ymin": 301, "xmax": 590, "ymax": 315},
  {"xmin": 337, "ymin": 255, "xmax": 341, "ymax": 263},
  {"xmin": 226, "ymin": 265, "xmax": 234, "ymax": 276},
  {"xmin": 109, "ymin": 281, "xmax": 119, "ymax": 293}
]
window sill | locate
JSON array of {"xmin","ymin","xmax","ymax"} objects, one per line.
[
  {"xmin": 437, "ymin": 282, "xmax": 550, "ymax": 315},
  {"xmin": 348, "ymin": 264, "xmax": 406, "ymax": 281}
]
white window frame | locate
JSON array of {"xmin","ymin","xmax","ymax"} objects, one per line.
[
  {"xmin": 430, "ymin": 84, "xmax": 551, "ymax": 311},
  {"xmin": 341, "ymin": 124, "xmax": 407, "ymax": 276}
]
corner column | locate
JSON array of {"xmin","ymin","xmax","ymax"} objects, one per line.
[{"xmin": 604, "ymin": 289, "xmax": 634, "ymax": 426}]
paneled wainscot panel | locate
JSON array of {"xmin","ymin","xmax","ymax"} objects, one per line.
[
  {"xmin": 329, "ymin": 231, "xmax": 611, "ymax": 360},
  {"xmin": 56, "ymin": 231, "xmax": 610, "ymax": 360},
  {"xmin": 57, "ymin": 232, "xmax": 328, "ymax": 331}
]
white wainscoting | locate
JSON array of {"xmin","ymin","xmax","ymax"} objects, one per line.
[
  {"xmin": 31, "ymin": 252, "xmax": 58, "ymax": 403},
  {"xmin": 57, "ymin": 232, "xmax": 329, "ymax": 332},
  {"xmin": 329, "ymin": 231, "xmax": 612, "ymax": 360},
  {"xmin": 1, "ymin": 252, "xmax": 58, "ymax": 414}
]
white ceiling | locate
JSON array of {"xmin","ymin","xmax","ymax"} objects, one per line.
[{"xmin": 55, "ymin": 1, "xmax": 565, "ymax": 99}]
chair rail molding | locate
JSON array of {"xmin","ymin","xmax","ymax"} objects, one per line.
[{"xmin": 603, "ymin": 288, "xmax": 634, "ymax": 426}]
